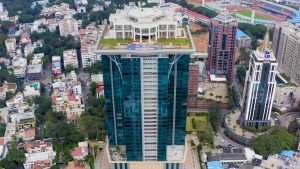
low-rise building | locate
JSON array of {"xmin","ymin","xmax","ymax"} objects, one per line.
[
  {"xmin": 4, "ymin": 123, "xmax": 16, "ymax": 142},
  {"xmin": 24, "ymin": 44, "xmax": 34, "ymax": 57},
  {"xmin": 27, "ymin": 64, "xmax": 43, "ymax": 81},
  {"xmin": 6, "ymin": 92, "xmax": 25, "ymax": 111},
  {"xmin": 59, "ymin": 16, "xmax": 79, "ymax": 37},
  {"xmin": 0, "ymin": 81, "xmax": 17, "ymax": 100},
  {"xmin": 71, "ymin": 141, "xmax": 88, "ymax": 161},
  {"xmin": 20, "ymin": 32, "xmax": 32, "ymax": 45},
  {"xmin": 0, "ymin": 137, "xmax": 8, "ymax": 160},
  {"xmin": 51, "ymin": 73, "xmax": 84, "ymax": 121},
  {"xmin": 5, "ymin": 38, "xmax": 16, "ymax": 53},
  {"xmin": 46, "ymin": 19, "xmax": 58, "ymax": 32},
  {"xmin": 52, "ymin": 56, "xmax": 62, "ymax": 77},
  {"xmin": 23, "ymin": 83, "xmax": 41, "ymax": 98},
  {"xmin": 66, "ymin": 71, "xmax": 82, "ymax": 95},
  {"xmin": 206, "ymin": 148, "xmax": 258, "ymax": 166},
  {"xmin": 236, "ymin": 29, "xmax": 252, "ymax": 49},
  {"xmin": 0, "ymin": 108, "xmax": 9, "ymax": 124},
  {"xmin": 63, "ymin": 49, "xmax": 79, "ymax": 68},
  {"xmin": 23, "ymin": 139, "xmax": 56, "ymax": 169},
  {"xmin": 96, "ymin": 86, "xmax": 104, "ymax": 98},
  {"xmin": 12, "ymin": 57, "xmax": 27, "ymax": 78}
]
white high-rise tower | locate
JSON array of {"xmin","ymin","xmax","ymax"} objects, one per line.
[{"xmin": 240, "ymin": 31, "xmax": 277, "ymax": 127}]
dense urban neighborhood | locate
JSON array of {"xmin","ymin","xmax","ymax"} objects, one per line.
[{"xmin": 0, "ymin": 0, "xmax": 300, "ymax": 169}]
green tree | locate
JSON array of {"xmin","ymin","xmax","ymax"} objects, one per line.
[
  {"xmin": 89, "ymin": 82, "xmax": 99, "ymax": 96},
  {"xmin": 64, "ymin": 65, "xmax": 77, "ymax": 74},
  {"xmin": 0, "ymin": 123, "xmax": 6, "ymax": 137},
  {"xmin": 208, "ymin": 105, "xmax": 221, "ymax": 132},
  {"xmin": 251, "ymin": 126, "xmax": 296, "ymax": 157},
  {"xmin": 79, "ymin": 114, "xmax": 106, "ymax": 140},
  {"xmin": 237, "ymin": 67, "xmax": 246, "ymax": 86}
]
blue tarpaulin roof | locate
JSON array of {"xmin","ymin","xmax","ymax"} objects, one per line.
[
  {"xmin": 207, "ymin": 161, "xmax": 223, "ymax": 169},
  {"xmin": 236, "ymin": 29, "xmax": 249, "ymax": 39},
  {"xmin": 289, "ymin": 10, "xmax": 300, "ymax": 23},
  {"xmin": 280, "ymin": 150, "xmax": 295, "ymax": 158}
]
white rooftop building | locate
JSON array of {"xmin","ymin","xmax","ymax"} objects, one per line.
[
  {"xmin": 63, "ymin": 49, "xmax": 79, "ymax": 68},
  {"xmin": 12, "ymin": 57, "xmax": 27, "ymax": 78},
  {"xmin": 107, "ymin": 5, "xmax": 183, "ymax": 42}
]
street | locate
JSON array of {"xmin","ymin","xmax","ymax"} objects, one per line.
[{"xmin": 278, "ymin": 112, "xmax": 300, "ymax": 128}]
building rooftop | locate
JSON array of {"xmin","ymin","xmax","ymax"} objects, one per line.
[
  {"xmin": 96, "ymin": 5, "xmax": 195, "ymax": 54},
  {"xmin": 237, "ymin": 29, "xmax": 249, "ymax": 39},
  {"xmin": 213, "ymin": 11, "xmax": 235, "ymax": 24}
]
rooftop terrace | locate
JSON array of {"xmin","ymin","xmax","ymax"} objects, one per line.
[{"xmin": 96, "ymin": 6, "xmax": 195, "ymax": 54}]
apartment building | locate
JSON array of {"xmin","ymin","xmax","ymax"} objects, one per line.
[
  {"xmin": 59, "ymin": 16, "xmax": 79, "ymax": 37},
  {"xmin": 0, "ymin": 81, "xmax": 17, "ymax": 100},
  {"xmin": 63, "ymin": 49, "xmax": 79, "ymax": 68},
  {"xmin": 23, "ymin": 139, "xmax": 56, "ymax": 169},
  {"xmin": 5, "ymin": 38, "xmax": 16, "ymax": 53},
  {"xmin": 12, "ymin": 57, "xmax": 27, "ymax": 78},
  {"xmin": 208, "ymin": 11, "xmax": 238, "ymax": 81},
  {"xmin": 52, "ymin": 72, "xmax": 84, "ymax": 121},
  {"xmin": 52, "ymin": 56, "xmax": 62, "ymax": 77},
  {"xmin": 273, "ymin": 22, "xmax": 300, "ymax": 84}
]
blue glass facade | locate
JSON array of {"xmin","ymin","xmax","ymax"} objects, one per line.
[{"xmin": 102, "ymin": 54, "xmax": 190, "ymax": 162}]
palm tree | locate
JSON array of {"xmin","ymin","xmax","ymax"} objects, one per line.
[
  {"xmin": 242, "ymin": 129, "xmax": 246, "ymax": 136},
  {"xmin": 233, "ymin": 125, "xmax": 237, "ymax": 132},
  {"xmin": 209, "ymin": 93, "xmax": 213, "ymax": 99}
]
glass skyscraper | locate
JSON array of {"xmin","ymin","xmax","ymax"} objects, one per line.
[{"xmin": 96, "ymin": 5, "xmax": 195, "ymax": 169}]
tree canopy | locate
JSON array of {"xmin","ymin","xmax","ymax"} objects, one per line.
[
  {"xmin": 238, "ymin": 23, "xmax": 273, "ymax": 49},
  {"xmin": 208, "ymin": 104, "xmax": 222, "ymax": 132},
  {"xmin": 251, "ymin": 126, "xmax": 296, "ymax": 157}
]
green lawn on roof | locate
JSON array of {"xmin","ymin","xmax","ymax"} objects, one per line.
[
  {"xmin": 101, "ymin": 38, "xmax": 132, "ymax": 46},
  {"xmin": 158, "ymin": 38, "xmax": 190, "ymax": 46},
  {"xmin": 234, "ymin": 10, "xmax": 272, "ymax": 20}
]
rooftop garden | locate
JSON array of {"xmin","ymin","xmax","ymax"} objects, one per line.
[
  {"xmin": 158, "ymin": 38, "xmax": 190, "ymax": 47},
  {"xmin": 100, "ymin": 38, "xmax": 132, "ymax": 47}
]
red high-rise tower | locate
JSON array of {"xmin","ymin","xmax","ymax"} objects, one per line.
[{"xmin": 207, "ymin": 12, "xmax": 238, "ymax": 81}]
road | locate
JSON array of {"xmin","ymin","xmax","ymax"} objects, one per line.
[
  {"xmin": 78, "ymin": 71, "xmax": 91, "ymax": 104},
  {"xmin": 232, "ymin": 66, "xmax": 244, "ymax": 104},
  {"xmin": 278, "ymin": 112, "xmax": 300, "ymax": 128},
  {"xmin": 41, "ymin": 62, "xmax": 52, "ymax": 98}
]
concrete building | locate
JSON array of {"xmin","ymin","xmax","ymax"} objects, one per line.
[
  {"xmin": 23, "ymin": 139, "xmax": 56, "ymax": 169},
  {"xmin": 59, "ymin": 16, "xmax": 79, "ymax": 37},
  {"xmin": 12, "ymin": 57, "xmax": 27, "ymax": 78},
  {"xmin": 6, "ymin": 92, "xmax": 25, "ymax": 111},
  {"xmin": 96, "ymin": 5, "xmax": 195, "ymax": 169},
  {"xmin": 0, "ymin": 81, "xmax": 17, "ymax": 100},
  {"xmin": 236, "ymin": 29, "xmax": 252, "ymax": 49},
  {"xmin": 71, "ymin": 141, "xmax": 88, "ymax": 161},
  {"xmin": 206, "ymin": 148, "xmax": 258, "ymax": 166},
  {"xmin": 81, "ymin": 36, "xmax": 100, "ymax": 68},
  {"xmin": 241, "ymin": 31, "xmax": 277, "ymax": 127},
  {"xmin": 208, "ymin": 11, "xmax": 237, "ymax": 81},
  {"xmin": 188, "ymin": 63, "xmax": 200, "ymax": 97},
  {"xmin": 0, "ymin": 137, "xmax": 8, "ymax": 160},
  {"xmin": 23, "ymin": 83, "xmax": 41, "ymax": 98},
  {"xmin": 63, "ymin": 49, "xmax": 79, "ymax": 68},
  {"xmin": 52, "ymin": 56, "xmax": 62, "ymax": 76},
  {"xmin": 5, "ymin": 38, "xmax": 17, "ymax": 53},
  {"xmin": 27, "ymin": 64, "xmax": 42, "ymax": 81},
  {"xmin": 273, "ymin": 22, "xmax": 300, "ymax": 84}
]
